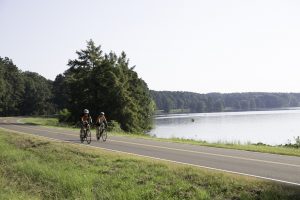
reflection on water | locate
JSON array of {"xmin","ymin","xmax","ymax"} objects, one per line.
[{"xmin": 150, "ymin": 109, "xmax": 300, "ymax": 145}]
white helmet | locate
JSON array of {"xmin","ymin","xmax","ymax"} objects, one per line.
[
  {"xmin": 83, "ymin": 109, "xmax": 89, "ymax": 114},
  {"xmin": 100, "ymin": 112, "xmax": 104, "ymax": 115}
]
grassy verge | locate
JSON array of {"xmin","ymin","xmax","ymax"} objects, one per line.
[
  {"xmin": 20, "ymin": 117, "xmax": 300, "ymax": 157},
  {"xmin": 21, "ymin": 117, "xmax": 69, "ymax": 127},
  {"xmin": 0, "ymin": 129, "xmax": 300, "ymax": 199}
]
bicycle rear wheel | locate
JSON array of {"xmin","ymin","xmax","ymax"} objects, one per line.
[{"xmin": 86, "ymin": 129, "xmax": 92, "ymax": 144}]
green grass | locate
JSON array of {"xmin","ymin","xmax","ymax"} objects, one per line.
[
  {"xmin": 20, "ymin": 117, "xmax": 300, "ymax": 157},
  {"xmin": 161, "ymin": 138, "xmax": 300, "ymax": 157},
  {"xmin": 21, "ymin": 117, "xmax": 65, "ymax": 127},
  {"xmin": 0, "ymin": 129, "xmax": 300, "ymax": 200}
]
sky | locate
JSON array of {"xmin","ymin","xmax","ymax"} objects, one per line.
[{"xmin": 1, "ymin": 0, "xmax": 300, "ymax": 93}]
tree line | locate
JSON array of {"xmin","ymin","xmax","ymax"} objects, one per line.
[
  {"xmin": 2, "ymin": 40, "xmax": 300, "ymax": 131},
  {"xmin": 0, "ymin": 40, "xmax": 154, "ymax": 132},
  {"xmin": 0, "ymin": 57, "xmax": 54, "ymax": 116},
  {"xmin": 151, "ymin": 91, "xmax": 300, "ymax": 113}
]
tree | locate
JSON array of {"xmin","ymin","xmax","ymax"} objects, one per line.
[
  {"xmin": 52, "ymin": 74, "xmax": 69, "ymax": 110},
  {"xmin": 213, "ymin": 99, "xmax": 224, "ymax": 112},
  {"xmin": 56, "ymin": 40, "xmax": 154, "ymax": 132},
  {"xmin": 240, "ymin": 100, "xmax": 250, "ymax": 110},
  {"xmin": 0, "ymin": 57, "xmax": 55, "ymax": 116},
  {"xmin": 21, "ymin": 72, "xmax": 54, "ymax": 115},
  {"xmin": 0, "ymin": 57, "xmax": 24, "ymax": 116}
]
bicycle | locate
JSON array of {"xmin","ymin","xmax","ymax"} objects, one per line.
[
  {"xmin": 80, "ymin": 123, "xmax": 92, "ymax": 144},
  {"xmin": 96, "ymin": 123, "xmax": 107, "ymax": 142}
]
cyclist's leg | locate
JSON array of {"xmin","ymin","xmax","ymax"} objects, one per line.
[
  {"xmin": 80, "ymin": 124, "xmax": 84, "ymax": 136},
  {"xmin": 96, "ymin": 122, "xmax": 99, "ymax": 135},
  {"xmin": 83, "ymin": 123, "xmax": 87, "ymax": 137},
  {"xmin": 98, "ymin": 125, "xmax": 101, "ymax": 136}
]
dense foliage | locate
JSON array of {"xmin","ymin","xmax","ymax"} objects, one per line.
[
  {"xmin": 0, "ymin": 57, "xmax": 54, "ymax": 116},
  {"xmin": 53, "ymin": 40, "xmax": 154, "ymax": 132},
  {"xmin": 152, "ymin": 91, "xmax": 300, "ymax": 113}
]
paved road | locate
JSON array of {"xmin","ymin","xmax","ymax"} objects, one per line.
[{"xmin": 1, "ymin": 117, "xmax": 300, "ymax": 186}]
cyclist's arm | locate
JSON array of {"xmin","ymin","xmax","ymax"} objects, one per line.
[{"xmin": 81, "ymin": 116, "xmax": 88, "ymax": 124}]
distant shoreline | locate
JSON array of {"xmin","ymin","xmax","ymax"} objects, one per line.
[{"xmin": 154, "ymin": 106, "xmax": 300, "ymax": 116}]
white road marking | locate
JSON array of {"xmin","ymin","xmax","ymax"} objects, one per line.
[
  {"xmin": 6, "ymin": 122, "xmax": 300, "ymax": 168},
  {"xmin": 0, "ymin": 126, "xmax": 300, "ymax": 186}
]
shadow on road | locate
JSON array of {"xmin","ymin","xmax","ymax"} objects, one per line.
[{"xmin": 0, "ymin": 122, "xmax": 39, "ymax": 126}]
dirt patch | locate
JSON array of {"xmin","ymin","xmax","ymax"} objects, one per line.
[{"xmin": 10, "ymin": 138, "xmax": 50, "ymax": 150}]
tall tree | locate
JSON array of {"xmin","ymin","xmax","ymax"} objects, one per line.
[
  {"xmin": 57, "ymin": 40, "xmax": 154, "ymax": 132},
  {"xmin": 52, "ymin": 74, "xmax": 69, "ymax": 110},
  {"xmin": 0, "ymin": 57, "xmax": 24, "ymax": 116}
]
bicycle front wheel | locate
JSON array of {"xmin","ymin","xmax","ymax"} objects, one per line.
[{"xmin": 102, "ymin": 129, "xmax": 107, "ymax": 142}]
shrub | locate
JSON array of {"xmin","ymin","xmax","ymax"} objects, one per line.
[
  {"xmin": 107, "ymin": 120, "xmax": 123, "ymax": 132},
  {"xmin": 58, "ymin": 108, "xmax": 71, "ymax": 123},
  {"xmin": 294, "ymin": 136, "xmax": 300, "ymax": 148}
]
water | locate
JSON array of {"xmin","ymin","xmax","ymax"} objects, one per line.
[{"xmin": 150, "ymin": 109, "xmax": 300, "ymax": 145}]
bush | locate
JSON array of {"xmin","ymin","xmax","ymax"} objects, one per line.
[
  {"xmin": 58, "ymin": 108, "xmax": 71, "ymax": 123},
  {"xmin": 106, "ymin": 120, "xmax": 123, "ymax": 132},
  {"xmin": 282, "ymin": 136, "xmax": 300, "ymax": 148},
  {"xmin": 294, "ymin": 136, "xmax": 300, "ymax": 148}
]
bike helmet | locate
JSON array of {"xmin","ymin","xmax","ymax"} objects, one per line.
[
  {"xmin": 84, "ymin": 109, "xmax": 89, "ymax": 114},
  {"xmin": 100, "ymin": 112, "xmax": 104, "ymax": 115}
]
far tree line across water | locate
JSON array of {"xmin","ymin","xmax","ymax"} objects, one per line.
[
  {"xmin": 151, "ymin": 91, "xmax": 300, "ymax": 113},
  {"xmin": 1, "ymin": 40, "xmax": 300, "ymax": 132}
]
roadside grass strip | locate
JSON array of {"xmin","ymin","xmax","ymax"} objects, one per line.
[{"xmin": 0, "ymin": 129, "xmax": 300, "ymax": 200}]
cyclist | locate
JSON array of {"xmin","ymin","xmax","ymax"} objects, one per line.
[
  {"xmin": 95, "ymin": 112, "xmax": 108, "ymax": 131},
  {"xmin": 80, "ymin": 109, "xmax": 92, "ymax": 137}
]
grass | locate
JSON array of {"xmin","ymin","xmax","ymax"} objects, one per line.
[
  {"xmin": 162, "ymin": 138, "xmax": 300, "ymax": 157},
  {"xmin": 0, "ymin": 129, "xmax": 300, "ymax": 199},
  {"xmin": 20, "ymin": 117, "xmax": 300, "ymax": 157},
  {"xmin": 21, "ymin": 117, "xmax": 66, "ymax": 127}
]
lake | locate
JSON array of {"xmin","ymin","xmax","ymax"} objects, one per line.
[{"xmin": 149, "ymin": 109, "xmax": 300, "ymax": 145}]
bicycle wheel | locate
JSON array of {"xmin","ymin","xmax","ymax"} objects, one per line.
[
  {"xmin": 86, "ymin": 129, "xmax": 92, "ymax": 144},
  {"xmin": 102, "ymin": 129, "xmax": 107, "ymax": 142}
]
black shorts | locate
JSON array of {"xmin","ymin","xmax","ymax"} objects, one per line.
[{"xmin": 96, "ymin": 122, "xmax": 105, "ymax": 127}]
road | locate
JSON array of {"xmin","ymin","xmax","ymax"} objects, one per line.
[{"xmin": 1, "ymin": 117, "xmax": 300, "ymax": 186}]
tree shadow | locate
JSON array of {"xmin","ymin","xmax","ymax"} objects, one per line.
[{"xmin": 0, "ymin": 122, "xmax": 39, "ymax": 126}]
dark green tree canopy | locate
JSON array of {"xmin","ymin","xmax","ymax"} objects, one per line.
[
  {"xmin": 0, "ymin": 57, "xmax": 24, "ymax": 116},
  {"xmin": 53, "ymin": 40, "xmax": 155, "ymax": 132},
  {"xmin": 0, "ymin": 57, "xmax": 54, "ymax": 116},
  {"xmin": 21, "ymin": 71, "xmax": 54, "ymax": 115}
]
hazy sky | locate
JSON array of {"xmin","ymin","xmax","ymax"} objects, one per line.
[{"xmin": 1, "ymin": 0, "xmax": 300, "ymax": 93}]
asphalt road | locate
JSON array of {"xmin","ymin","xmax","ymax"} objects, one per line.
[{"xmin": 1, "ymin": 117, "xmax": 300, "ymax": 186}]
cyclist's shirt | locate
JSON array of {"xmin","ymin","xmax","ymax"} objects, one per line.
[
  {"xmin": 81, "ymin": 114, "xmax": 92, "ymax": 124},
  {"xmin": 96, "ymin": 115, "xmax": 107, "ymax": 125}
]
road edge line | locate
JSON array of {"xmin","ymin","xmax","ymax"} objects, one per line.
[{"xmin": 1, "ymin": 126, "xmax": 300, "ymax": 186}]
